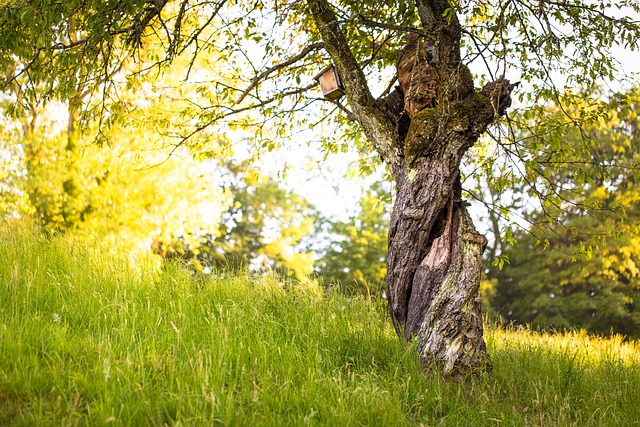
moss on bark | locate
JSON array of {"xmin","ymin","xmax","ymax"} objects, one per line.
[{"xmin": 403, "ymin": 92, "xmax": 493, "ymax": 166}]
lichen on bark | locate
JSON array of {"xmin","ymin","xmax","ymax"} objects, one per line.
[
  {"xmin": 404, "ymin": 108, "xmax": 439, "ymax": 164},
  {"xmin": 403, "ymin": 91, "xmax": 493, "ymax": 167},
  {"xmin": 386, "ymin": 58, "xmax": 504, "ymax": 376}
]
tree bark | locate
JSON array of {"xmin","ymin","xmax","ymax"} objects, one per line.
[
  {"xmin": 308, "ymin": 0, "xmax": 513, "ymax": 376},
  {"xmin": 385, "ymin": 91, "xmax": 495, "ymax": 376}
]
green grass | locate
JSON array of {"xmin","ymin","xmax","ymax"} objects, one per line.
[{"xmin": 1, "ymin": 222, "xmax": 639, "ymax": 426}]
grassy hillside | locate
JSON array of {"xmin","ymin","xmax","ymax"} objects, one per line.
[{"xmin": 1, "ymin": 222, "xmax": 639, "ymax": 426}]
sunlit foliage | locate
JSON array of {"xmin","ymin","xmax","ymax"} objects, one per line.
[
  {"xmin": 316, "ymin": 181, "xmax": 390, "ymax": 296},
  {"xmin": 154, "ymin": 161, "xmax": 317, "ymax": 280},
  {"xmin": 0, "ymin": 60, "xmax": 231, "ymax": 249},
  {"xmin": 490, "ymin": 88, "xmax": 640, "ymax": 337}
]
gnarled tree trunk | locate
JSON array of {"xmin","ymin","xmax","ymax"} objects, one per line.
[
  {"xmin": 386, "ymin": 98, "xmax": 495, "ymax": 375},
  {"xmin": 309, "ymin": 0, "xmax": 515, "ymax": 376}
]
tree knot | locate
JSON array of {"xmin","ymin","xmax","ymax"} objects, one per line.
[
  {"xmin": 397, "ymin": 33, "xmax": 438, "ymax": 117},
  {"xmin": 480, "ymin": 77, "xmax": 519, "ymax": 118},
  {"xmin": 401, "ymin": 207, "xmax": 425, "ymax": 220}
]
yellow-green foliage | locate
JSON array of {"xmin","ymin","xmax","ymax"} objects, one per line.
[{"xmin": 317, "ymin": 182, "xmax": 389, "ymax": 297}]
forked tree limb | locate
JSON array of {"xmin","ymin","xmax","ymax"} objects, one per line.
[{"xmin": 236, "ymin": 42, "xmax": 325, "ymax": 105}]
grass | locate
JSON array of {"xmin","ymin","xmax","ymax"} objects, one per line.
[{"xmin": 1, "ymin": 222, "xmax": 639, "ymax": 426}]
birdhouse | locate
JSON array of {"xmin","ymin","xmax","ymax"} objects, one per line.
[{"xmin": 314, "ymin": 65, "xmax": 344, "ymax": 101}]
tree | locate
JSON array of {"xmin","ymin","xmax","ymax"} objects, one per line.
[
  {"xmin": 0, "ymin": 133, "xmax": 32, "ymax": 220},
  {"xmin": 3, "ymin": 0, "xmax": 640, "ymax": 375},
  {"xmin": 493, "ymin": 210, "xmax": 640, "ymax": 338},
  {"xmin": 0, "ymin": 56, "xmax": 230, "ymax": 247},
  {"xmin": 316, "ymin": 181, "xmax": 389, "ymax": 297},
  {"xmin": 491, "ymin": 88, "xmax": 640, "ymax": 337},
  {"xmin": 154, "ymin": 161, "xmax": 317, "ymax": 281}
]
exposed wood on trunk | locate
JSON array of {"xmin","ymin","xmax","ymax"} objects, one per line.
[
  {"xmin": 416, "ymin": 203, "xmax": 490, "ymax": 375},
  {"xmin": 384, "ymin": 32, "xmax": 508, "ymax": 373},
  {"xmin": 386, "ymin": 118, "xmax": 494, "ymax": 375}
]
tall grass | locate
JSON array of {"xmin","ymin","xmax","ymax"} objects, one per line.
[{"xmin": 1, "ymin": 221, "xmax": 639, "ymax": 426}]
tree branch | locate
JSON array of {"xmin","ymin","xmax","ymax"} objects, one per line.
[
  {"xmin": 414, "ymin": 0, "xmax": 437, "ymax": 32},
  {"xmin": 236, "ymin": 42, "xmax": 324, "ymax": 105},
  {"xmin": 307, "ymin": 0, "xmax": 396, "ymax": 162},
  {"xmin": 126, "ymin": 0, "xmax": 171, "ymax": 47},
  {"xmin": 355, "ymin": 14, "xmax": 425, "ymax": 36},
  {"xmin": 167, "ymin": 82, "xmax": 319, "ymax": 154}
]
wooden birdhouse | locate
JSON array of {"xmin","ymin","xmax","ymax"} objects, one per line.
[{"xmin": 314, "ymin": 65, "xmax": 344, "ymax": 101}]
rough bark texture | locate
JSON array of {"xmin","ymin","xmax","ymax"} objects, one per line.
[
  {"xmin": 386, "ymin": 93, "xmax": 493, "ymax": 328},
  {"xmin": 309, "ymin": 0, "xmax": 516, "ymax": 376},
  {"xmin": 415, "ymin": 205, "xmax": 490, "ymax": 375},
  {"xmin": 397, "ymin": 33, "xmax": 438, "ymax": 116},
  {"xmin": 380, "ymin": 76, "xmax": 501, "ymax": 376}
]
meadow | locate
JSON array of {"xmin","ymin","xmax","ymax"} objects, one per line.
[{"xmin": 1, "ymin": 223, "xmax": 639, "ymax": 426}]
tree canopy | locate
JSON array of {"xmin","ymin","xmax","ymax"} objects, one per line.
[{"xmin": 2, "ymin": 0, "xmax": 639, "ymax": 225}]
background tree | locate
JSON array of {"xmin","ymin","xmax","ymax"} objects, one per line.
[
  {"xmin": 154, "ymin": 161, "xmax": 317, "ymax": 281},
  {"xmin": 3, "ymin": 0, "xmax": 640, "ymax": 375},
  {"xmin": 0, "ymin": 130, "xmax": 32, "ymax": 220},
  {"xmin": 492, "ymin": 211, "xmax": 640, "ymax": 338},
  {"xmin": 0, "ymin": 57, "xmax": 230, "ymax": 247},
  {"xmin": 491, "ymin": 88, "xmax": 640, "ymax": 337},
  {"xmin": 316, "ymin": 181, "xmax": 390, "ymax": 297}
]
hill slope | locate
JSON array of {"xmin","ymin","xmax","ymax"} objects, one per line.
[{"xmin": 1, "ymin": 223, "xmax": 639, "ymax": 426}]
